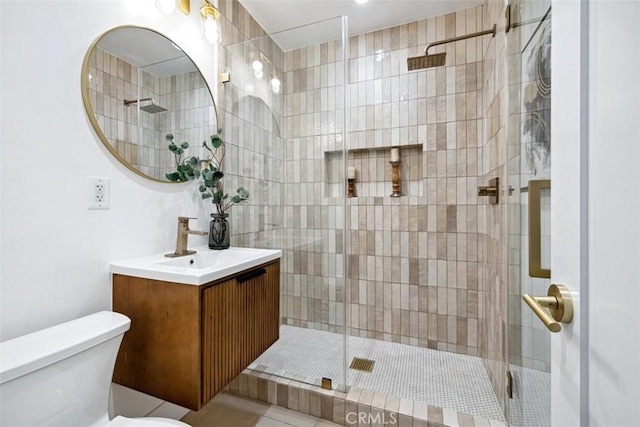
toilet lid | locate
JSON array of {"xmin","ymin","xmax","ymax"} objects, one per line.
[{"xmin": 107, "ymin": 416, "xmax": 190, "ymax": 426}]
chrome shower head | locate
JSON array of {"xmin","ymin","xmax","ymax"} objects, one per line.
[{"xmin": 123, "ymin": 98, "xmax": 168, "ymax": 114}]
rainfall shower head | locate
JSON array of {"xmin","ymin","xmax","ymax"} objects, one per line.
[
  {"xmin": 407, "ymin": 53, "xmax": 446, "ymax": 70},
  {"xmin": 408, "ymin": 24, "xmax": 497, "ymax": 71},
  {"xmin": 123, "ymin": 98, "xmax": 168, "ymax": 113}
]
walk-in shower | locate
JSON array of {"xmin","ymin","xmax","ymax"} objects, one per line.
[{"xmin": 223, "ymin": 0, "xmax": 553, "ymax": 424}]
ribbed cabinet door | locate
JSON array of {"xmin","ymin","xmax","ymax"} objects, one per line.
[
  {"xmin": 201, "ymin": 261, "xmax": 280, "ymax": 405},
  {"xmin": 202, "ymin": 277, "xmax": 236, "ymax": 403}
]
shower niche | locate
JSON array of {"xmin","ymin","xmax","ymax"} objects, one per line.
[
  {"xmin": 81, "ymin": 26, "xmax": 218, "ymax": 182},
  {"xmin": 324, "ymin": 145, "xmax": 424, "ymax": 198}
]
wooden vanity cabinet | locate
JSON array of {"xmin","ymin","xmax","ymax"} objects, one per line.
[{"xmin": 112, "ymin": 259, "xmax": 280, "ymax": 410}]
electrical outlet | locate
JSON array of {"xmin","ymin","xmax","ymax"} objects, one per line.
[{"xmin": 89, "ymin": 177, "xmax": 110, "ymax": 210}]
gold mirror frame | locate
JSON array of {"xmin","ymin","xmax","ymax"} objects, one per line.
[{"xmin": 81, "ymin": 25, "xmax": 218, "ymax": 183}]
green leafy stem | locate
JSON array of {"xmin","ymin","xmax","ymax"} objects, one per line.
[{"xmin": 164, "ymin": 131, "xmax": 249, "ymax": 215}]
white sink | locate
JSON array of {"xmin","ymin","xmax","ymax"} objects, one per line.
[{"xmin": 110, "ymin": 246, "xmax": 282, "ymax": 285}]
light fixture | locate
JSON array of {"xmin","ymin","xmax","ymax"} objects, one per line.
[
  {"xmin": 270, "ymin": 77, "xmax": 281, "ymax": 94},
  {"xmin": 156, "ymin": 0, "xmax": 176, "ymax": 14},
  {"xmin": 252, "ymin": 60, "xmax": 264, "ymax": 79},
  {"xmin": 200, "ymin": 0, "xmax": 221, "ymax": 45},
  {"xmin": 156, "ymin": 0, "xmax": 192, "ymax": 16},
  {"xmin": 252, "ymin": 60, "xmax": 263, "ymax": 72},
  {"xmin": 355, "ymin": 0, "xmax": 369, "ymax": 4}
]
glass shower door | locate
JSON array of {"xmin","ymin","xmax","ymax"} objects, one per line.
[
  {"xmin": 221, "ymin": 16, "xmax": 349, "ymax": 392},
  {"xmin": 506, "ymin": 1, "xmax": 552, "ymax": 425}
]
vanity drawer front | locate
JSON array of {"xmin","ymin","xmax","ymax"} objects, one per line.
[{"xmin": 201, "ymin": 260, "xmax": 280, "ymax": 404}]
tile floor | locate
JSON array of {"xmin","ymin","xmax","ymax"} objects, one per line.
[
  {"xmin": 182, "ymin": 392, "xmax": 341, "ymax": 427},
  {"xmin": 112, "ymin": 326, "xmax": 552, "ymax": 426},
  {"xmin": 508, "ymin": 365, "xmax": 550, "ymax": 426},
  {"xmin": 111, "ymin": 384, "xmax": 339, "ymax": 426},
  {"xmin": 252, "ymin": 326, "xmax": 505, "ymax": 422}
]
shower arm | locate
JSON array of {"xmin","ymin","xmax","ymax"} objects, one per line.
[
  {"xmin": 424, "ymin": 24, "xmax": 497, "ymax": 54},
  {"xmin": 124, "ymin": 98, "xmax": 154, "ymax": 106}
]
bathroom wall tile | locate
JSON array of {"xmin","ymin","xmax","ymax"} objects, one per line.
[
  {"xmin": 427, "ymin": 405, "xmax": 443, "ymax": 425},
  {"xmin": 258, "ymin": 378, "xmax": 269, "ymax": 402},
  {"xmin": 321, "ymin": 394, "xmax": 334, "ymax": 420},
  {"xmin": 333, "ymin": 397, "xmax": 346, "ymax": 425},
  {"xmin": 310, "ymin": 391, "xmax": 323, "ymax": 417},
  {"xmin": 458, "ymin": 412, "xmax": 476, "ymax": 427},
  {"xmin": 248, "ymin": 374, "xmax": 261, "ymax": 400},
  {"xmin": 288, "ymin": 384, "xmax": 300, "ymax": 411},
  {"xmin": 223, "ymin": 2, "xmax": 508, "ymax": 423},
  {"xmin": 277, "ymin": 381, "xmax": 289, "ymax": 407},
  {"xmin": 442, "ymin": 408, "xmax": 460, "ymax": 427}
]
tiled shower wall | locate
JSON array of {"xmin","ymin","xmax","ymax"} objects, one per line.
[
  {"xmin": 88, "ymin": 48, "xmax": 159, "ymax": 175},
  {"xmin": 88, "ymin": 48, "xmax": 214, "ymax": 180},
  {"xmin": 216, "ymin": 0, "xmax": 286, "ymax": 252},
  {"xmin": 281, "ymin": 7, "xmax": 496, "ymax": 358},
  {"xmin": 281, "ymin": 35, "xmax": 347, "ymax": 334},
  {"xmin": 479, "ymin": 0, "xmax": 509, "ymax": 414},
  {"xmin": 220, "ymin": 0, "xmax": 512, "ymax": 416},
  {"xmin": 157, "ymin": 70, "xmax": 217, "ymax": 172}
]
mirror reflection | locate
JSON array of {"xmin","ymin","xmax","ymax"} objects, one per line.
[{"xmin": 82, "ymin": 26, "xmax": 217, "ymax": 182}]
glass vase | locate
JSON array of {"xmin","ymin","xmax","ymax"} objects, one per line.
[{"xmin": 209, "ymin": 213, "xmax": 230, "ymax": 250}]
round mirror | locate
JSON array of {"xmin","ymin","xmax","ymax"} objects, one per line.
[{"xmin": 81, "ymin": 26, "xmax": 217, "ymax": 182}]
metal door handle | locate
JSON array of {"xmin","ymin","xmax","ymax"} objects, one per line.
[
  {"xmin": 529, "ymin": 180, "xmax": 551, "ymax": 278},
  {"xmin": 478, "ymin": 177, "xmax": 499, "ymax": 204},
  {"xmin": 523, "ymin": 284, "xmax": 573, "ymax": 332}
]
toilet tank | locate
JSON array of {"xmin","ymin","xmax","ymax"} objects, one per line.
[{"xmin": 0, "ymin": 311, "xmax": 131, "ymax": 427}]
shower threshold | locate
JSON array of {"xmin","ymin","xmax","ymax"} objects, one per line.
[{"xmin": 250, "ymin": 325, "xmax": 506, "ymax": 422}]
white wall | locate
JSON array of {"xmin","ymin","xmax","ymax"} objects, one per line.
[
  {"xmin": 0, "ymin": 0, "xmax": 4, "ymax": 337},
  {"xmin": 588, "ymin": 1, "xmax": 640, "ymax": 425},
  {"xmin": 0, "ymin": 0, "xmax": 218, "ymax": 341}
]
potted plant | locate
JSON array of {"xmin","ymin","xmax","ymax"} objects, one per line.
[
  {"xmin": 164, "ymin": 130, "xmax": 249, "ymax": 250},
  {"xmin": 164, "ymin": 134, "xmax": 200, "ymax": 182},
  {"xmin": 199, "ymin": 132, "xmax": 249, "ymax": 249}
]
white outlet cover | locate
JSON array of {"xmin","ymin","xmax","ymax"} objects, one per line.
[{"xmin": 89, "ymin": 176, "xmax": 110, "ymax": 210}]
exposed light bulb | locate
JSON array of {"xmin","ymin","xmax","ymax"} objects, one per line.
[
  {"xmin": 156, "ymin": 0, "xmax": 176, "ymax": 14},
  {"xmin": 252, "ymin": 60, "xmax": 263, "ymax": 72},
  {"xmin": 203, "ymin": 15, "xmax": 221, "ymax": 45},
  {"xmin": 270, "ymin": 77, "xmax": 281, "ymax": 93},
  {"xmin": 355, "ymin": 0, "xmax": 369, "ymax": 4},
  {"xmin": 254, "ymin": 69, "xmax": 264, "ymax": 79}
]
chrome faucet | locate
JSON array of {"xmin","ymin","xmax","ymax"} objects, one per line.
[{"xmin": 165, "ymin": 217, "xmax": 208, "ymax": 258}]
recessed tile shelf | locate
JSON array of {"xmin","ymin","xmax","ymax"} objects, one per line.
[{"xmin": 324, "ymin": 144, "xmax": 424, "ymax": 198}]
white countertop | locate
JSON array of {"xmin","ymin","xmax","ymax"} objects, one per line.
[{"xmin": 110, "ymin": 246, "xmax": 282, "ymax": 285}]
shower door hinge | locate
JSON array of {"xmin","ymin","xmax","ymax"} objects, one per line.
[
  {"xmin": 507, "ymin": 370, "xmax": 514, "ymax": 399},
  {"xmin": 321, "ymin": 377, "xmax": 333, "ymax": 390}
]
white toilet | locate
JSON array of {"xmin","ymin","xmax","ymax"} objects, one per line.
[{"xmin": 0, "ymin": 311, "xmax": 190, "ymax": 426}]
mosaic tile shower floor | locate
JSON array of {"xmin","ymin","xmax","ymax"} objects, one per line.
[
  {"xmin": 253, "ymin": 325, "xmax": 506, "ymax": 422},
  {"xmin": 508, "ymin": 365, "xmax": 551, "ymax": 427}
]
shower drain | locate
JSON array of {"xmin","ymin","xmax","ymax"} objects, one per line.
[{"xmin": 349, "ymin": 357, "xmax": 375, "ymax": 372}]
